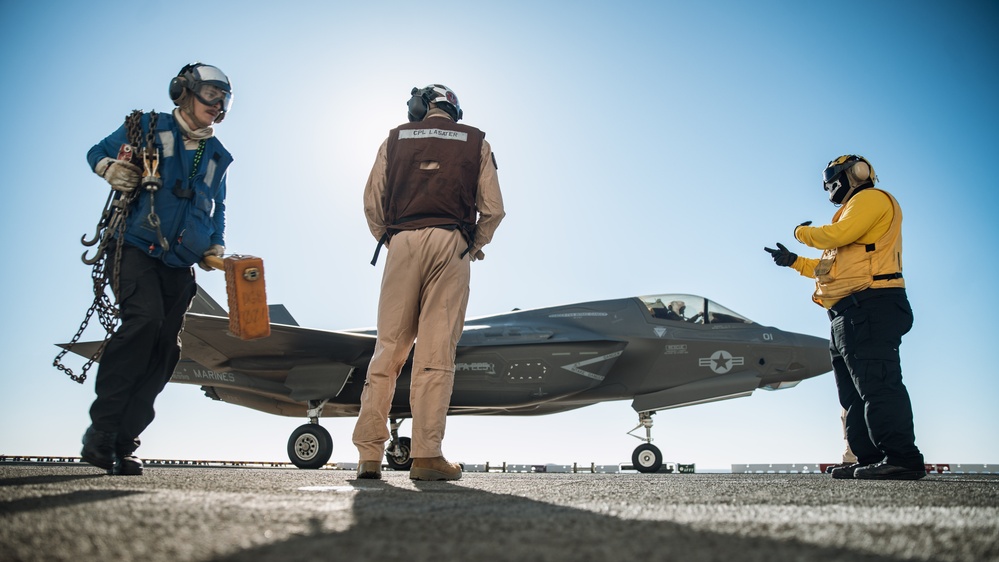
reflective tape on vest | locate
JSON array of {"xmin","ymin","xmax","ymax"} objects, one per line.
[{"xmin": 398, "ymin": 128, "xmax": 469, "ymax": 141}]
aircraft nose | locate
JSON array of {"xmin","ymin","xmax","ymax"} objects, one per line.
[
  {"xmin": 760, "ymin": 332, "xmax": 831, "ymax": 390},
  {"xmin": 795, "ymin": 333, "xmax": 832, "ymax": 378}
]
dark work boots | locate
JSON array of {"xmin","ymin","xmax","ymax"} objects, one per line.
[
  {"xmin": 113, "ymin": 437, "xmax": 143, "ymax": 476},
  {"xmin": 112, "ymin": 454, "xmax": 144, "ymax": 476},
  {"xmin": 854, "ymin": 460, "xmax": 926, "ymax": 480},
  {"xmin": 81, "ymin": 426, "xmax": 115, "ymax": 471}
]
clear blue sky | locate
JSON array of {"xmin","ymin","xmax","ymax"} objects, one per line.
[{"xmin": 1, "ymin": 0, "xmax": 996, "ymax": 470}]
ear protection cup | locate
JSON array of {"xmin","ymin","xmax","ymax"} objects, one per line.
[
  {"xmin": 407, "ymin": 87, "xmax": 432, "ymax": 122},
  {"xmin": 168, "ymin": 75, "xmax": 187, "ymax": 102},
  {"xmin": 849, "ymin": 160, "xmax": 871, "ymax": 183},
  {"xmin": 407, "ymin": 95, "xmax": 428, "ymax": 122},
  {"xmin": 169, "ymin": 63, "xmax": 201, "ymax": 104}
]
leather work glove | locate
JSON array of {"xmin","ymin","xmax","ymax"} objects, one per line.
[
  {"xmin": 198, "ymin": 244, "xmax": 224, "ymax": 272},
  {"xmin": 794, "ymin": 220, "xmax": 812, "ymax": 238},
  {"xmin": 96, "ymin": 157, "xmax": 141, "ymax": 193},
  {"xmin": 764, "ymin": 243, "xmax": 797, "ymax": 267}
]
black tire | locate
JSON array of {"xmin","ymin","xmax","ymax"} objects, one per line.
[
  {"xmin": 385, "ymin": 436, "xmax": 413, "ymax": 471},
  {"xmin": 632, "ymin": 443, "xmax": 663, "ymax": 473},
  {"xmin": 287, "ymin": 424, "xmax": 333, "ymax": 469}
]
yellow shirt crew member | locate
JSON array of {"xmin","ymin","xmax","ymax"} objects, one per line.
[{"xmin": 764, "ymin": 154, "xmax": 924, "ymax": 481}]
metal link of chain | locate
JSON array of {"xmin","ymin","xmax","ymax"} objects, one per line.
[
  {"xmin": 141, "ymin": 113, "xmax": 169, "ymax": 251},
  {"xmin": 53, "ymin": 110, "xmax": 155, "ymax": 383}
]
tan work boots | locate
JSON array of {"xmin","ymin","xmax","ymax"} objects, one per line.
[
  {"xmin": 410, "ymin": 456, "xmax": 462, "ymax": 481},
  {"xmin": 356, "ymin": 460, "xmax": 382, "ymax": 480}
]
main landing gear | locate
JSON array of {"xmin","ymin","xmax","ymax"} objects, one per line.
[
  {"xmin": 287, "ymin": 399, "xmax": 333, "ymax": 469},
  {"xmin": 285, "ymin": 401, "xmax": 415, "ymax": 471},
  {"xmin": 628, "ymin": 411, "xmax": 664, "ymax": 473}
]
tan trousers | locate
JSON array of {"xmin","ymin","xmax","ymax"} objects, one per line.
[
  {"xmin": 352, "ymin": 228, "xmax": 471, "ymax": 461},
  {"xmin": 841, "ymin": 407, "xmax": 857, "ymax": 463}
]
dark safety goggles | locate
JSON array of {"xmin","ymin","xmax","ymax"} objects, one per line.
[{"xmin": 823, "ymin": 156, "xmax": 857, "ymax": 183}]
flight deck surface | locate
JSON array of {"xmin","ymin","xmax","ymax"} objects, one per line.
[{"xmin": 1, "ymin": 465, "xmax": 996, "ymax": 561}]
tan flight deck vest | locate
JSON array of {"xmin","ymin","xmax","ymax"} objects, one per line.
[
  {"xmin": 812, "ymin": 189, "xmax": 906, "ymax": 308},
  {"xmin": 384, "ymin": 119, "xmax": 485, "ymax": 239}
]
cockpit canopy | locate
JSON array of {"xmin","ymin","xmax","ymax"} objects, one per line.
[{"xmin": 639, "ymin": 294, "xmax": 754, "ymax": 325}]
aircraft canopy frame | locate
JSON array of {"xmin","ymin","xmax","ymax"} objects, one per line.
[{"xmin": 639, "ymin": 294, "xmax": 755, "ymax": 325}]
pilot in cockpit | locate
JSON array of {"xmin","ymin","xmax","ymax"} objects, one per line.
[
  {"xmin": 650, "ymin": 299, "xmax": 690, "ymax": 322},
  {"xmin": 667, "ymin": 301, "xmax": 687, "ymax": 321}
]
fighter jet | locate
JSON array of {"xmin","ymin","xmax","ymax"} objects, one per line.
[{"xmin": 64, "ymin": 288, "xmax": 831, "ymax": 473}]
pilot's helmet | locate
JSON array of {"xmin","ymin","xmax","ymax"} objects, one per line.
[
  {"xmin": 669, "ymin": 301, "xmax": 686, "ymax": 315},
  {"xmin": 822, "ymin": 155, "xmax": 877, "ymax": 205}
]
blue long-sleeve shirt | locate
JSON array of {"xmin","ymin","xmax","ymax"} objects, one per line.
[{"xmin": 88, "ymin": 110, "xmax": 232, "ymax": 267}]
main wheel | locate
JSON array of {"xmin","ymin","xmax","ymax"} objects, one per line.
[
  {"xmin": 632, "ymin": 443, "xmax": 663, "ymax": 473},
  {"xmin": 385, "ymin": 436, "xmax": 413, "ymax": 470},
  {"xmin": 287, "ymin": 424, "xmax": 333, "ymax": 469}
]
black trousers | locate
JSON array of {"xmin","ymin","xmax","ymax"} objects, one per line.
[
  {"xmin": 828, "ymin": 288, "xmax": 923, "ymax": 469},
  {"xmin": 89, "ymin": 245, "xmax": 196, "ymax": 453}
]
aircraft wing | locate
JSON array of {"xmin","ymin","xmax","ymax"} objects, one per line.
[
  {"xmin": 180, "ymin": 313, "xmax": 376, "ymax": 371},
  {"xmin": 173, "ymin": 312, "xmax": 377, "ymax": 404},
  {"xmin": 58, "ymin": 308, "xmax": 378, "ymax": 404}
]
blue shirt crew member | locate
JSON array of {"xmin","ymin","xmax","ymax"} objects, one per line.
[{"xmin": 80, "ymin": 63, "xmax": 234, "ymax": 476}]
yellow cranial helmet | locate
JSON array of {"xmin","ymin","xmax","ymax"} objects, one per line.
[{"xmin": 823, "ymin": 155, "xmax": 877, "ymax": 204}]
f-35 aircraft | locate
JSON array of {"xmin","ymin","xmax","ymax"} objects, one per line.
[{"xmin": 66, "ymin": 288, "xmax": 832, "ymax": 472}]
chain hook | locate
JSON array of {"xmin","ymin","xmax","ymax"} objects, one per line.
[{"xmin": 58, "ymin": 110, "xmax": 147, "ymax": 383}]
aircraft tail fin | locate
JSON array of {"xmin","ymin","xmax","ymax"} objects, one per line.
[
  {"xmin": 268, "ymin": 304, "xmax": 298, "ymax": 326},
  {"xmin": 190, "ymin": 284, "xmax": 299, "ymax": 326},
  {"xmin": 191, "ymin": 285, "xmax": 228, "ymax": 317}
]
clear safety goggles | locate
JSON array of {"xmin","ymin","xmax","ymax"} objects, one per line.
[{"xmin": 192, "ymin": 82, "xmax": 232, "ymax": 112}]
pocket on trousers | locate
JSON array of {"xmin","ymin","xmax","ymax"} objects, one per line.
[
  {"xmin": 115, "ymin": 274, "xmax": 139, "ymax": 306},
  {"xmin": 832, "ymin": 309, "xmax": 870, "ymax": 357},
  {"xmin": 852, "ymin": 359, "xmax": 889, "ymax": 395}
]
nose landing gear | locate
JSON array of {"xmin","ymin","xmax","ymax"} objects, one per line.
[
  {"xmin": 385, "ymin": 418, "xmax": 413, "ymax": 471},
  {"xmin": 627, "ymin": 411, "xmax": 663, "ymax": 473}
]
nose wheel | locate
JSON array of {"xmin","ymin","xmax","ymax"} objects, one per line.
[
  {"xmin": 632, "ymin": 443, "xmax": 663, "ymax": 473},
  {"xmin": 628, "ymin": 411, "xmax": 663, "ymax": 473},
  {"xmin": 385, "ymin": 418, "xmax": 413, "ymax": 470}
]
